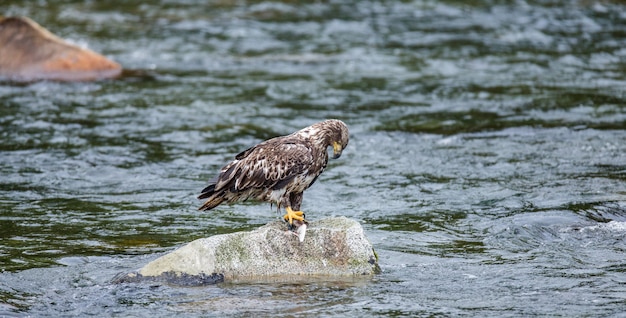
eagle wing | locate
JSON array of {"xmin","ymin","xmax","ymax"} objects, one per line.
[{"xmin": 213, "ymin": 138, "xmax": 314, "ymax": 194}]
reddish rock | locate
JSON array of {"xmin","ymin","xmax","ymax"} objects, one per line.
[{"xmin": 0, "ymin": 16, "xmax": 121, "ymax": 81}]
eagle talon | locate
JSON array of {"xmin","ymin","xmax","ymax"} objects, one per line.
[{"xmin": 283, "ymin": 206, "xmax": 305, "ymax": 225}]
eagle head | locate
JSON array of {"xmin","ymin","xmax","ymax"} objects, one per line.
[
  {"xmin": 326, "ymin": 119, "xmax": 349, "ymax": 159},
  {"xmin": 296, "ymin": 119, "xmax": 349, "ymax": 159}
]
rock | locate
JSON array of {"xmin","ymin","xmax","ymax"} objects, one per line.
[
  {"xmin": 113, "ymin": 271, "xmax": 225, "ymax": 286},
  {"xmin": 117, "ymin": 217, "xmax": 379, "ymax": 285},
  {"xmin": 0, "ymin": 16, "xmax": 122, "ymax": 81}
]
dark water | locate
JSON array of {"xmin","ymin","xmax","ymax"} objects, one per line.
[{"xmin": 2, "ymin": 0, "xmax": 626, "ymax": 316}]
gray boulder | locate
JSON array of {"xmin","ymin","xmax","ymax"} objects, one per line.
[{"xmin": 117, "ymin": 217, "xmax": 379, "ymax": 285}]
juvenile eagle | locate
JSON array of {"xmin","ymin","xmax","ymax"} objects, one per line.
[{"xmin": 198, "ymin": 119, "xmax": 349, "ymax": 229}]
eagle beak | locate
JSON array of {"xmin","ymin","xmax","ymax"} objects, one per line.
[{"xmin": 332, "ymin": 141, "xmax": 343, "ymax": 159}]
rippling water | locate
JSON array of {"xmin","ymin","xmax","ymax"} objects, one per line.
[{"xmin": 2, "ymin": 0, "xmax": 626, "ymax": 316}]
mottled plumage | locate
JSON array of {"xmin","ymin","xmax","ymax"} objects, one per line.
[{"xmin": 198, "ymin": 120, "xmax": 349, "ymax": 227}]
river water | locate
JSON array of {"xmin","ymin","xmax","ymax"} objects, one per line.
[{"xmin": 2, "ymin": 0, "xmax": 626, "ymax": 316}]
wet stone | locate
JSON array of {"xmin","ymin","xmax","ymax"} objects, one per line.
[
  {"xmin": 117, "ymin": 217, "xmax": 379, "ymax": 285},
  {"xmin": 112, "ymin": 271, "xmax": 225, "ymax": 286}
]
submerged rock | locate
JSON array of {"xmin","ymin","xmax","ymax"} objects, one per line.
[
  {"xmin": 0, "ymin": 16, "xmax": 121, "ymax": 81},
  {"xmin": 117, "ymin": 217, "xmax": 379, "ymax": 285}
]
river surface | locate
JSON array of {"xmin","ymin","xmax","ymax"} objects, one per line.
[{"xmin": 2, "ymin": 0, "xmax": 626, "ymax": 316}]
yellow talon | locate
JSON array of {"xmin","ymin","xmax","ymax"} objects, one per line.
[{"xmin": 284, "ymin": 206, "xmax": 305, "ymax": 224}]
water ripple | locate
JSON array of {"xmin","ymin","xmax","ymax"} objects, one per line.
[{"xmin": 2, "ymin": 0, "xmax": 626, "ymax": 316}]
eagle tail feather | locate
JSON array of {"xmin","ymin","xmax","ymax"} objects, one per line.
[
  {"xmin": 198, "ymin": 181, "xmax": 226, "ymax": 211},
  {"xmin": 198, "ymin": 195, "xmax": 224, "ymax": 211},
  {"xmin": 198, "ymin": 184, "xmax": 216, "ymax": 199}
]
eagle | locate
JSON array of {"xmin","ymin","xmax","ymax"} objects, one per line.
[{"xmin": 198, "ymin": 119, "xmax": 349, "ymax": 233}]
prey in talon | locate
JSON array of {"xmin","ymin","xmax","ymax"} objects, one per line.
[
  {"xmin": 197, "ymin": 120, "xmax": 349, "ymax": 239},
  {"xmin": 288, "ymin": 219, "xmax": 308, "ymax": 243}
]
